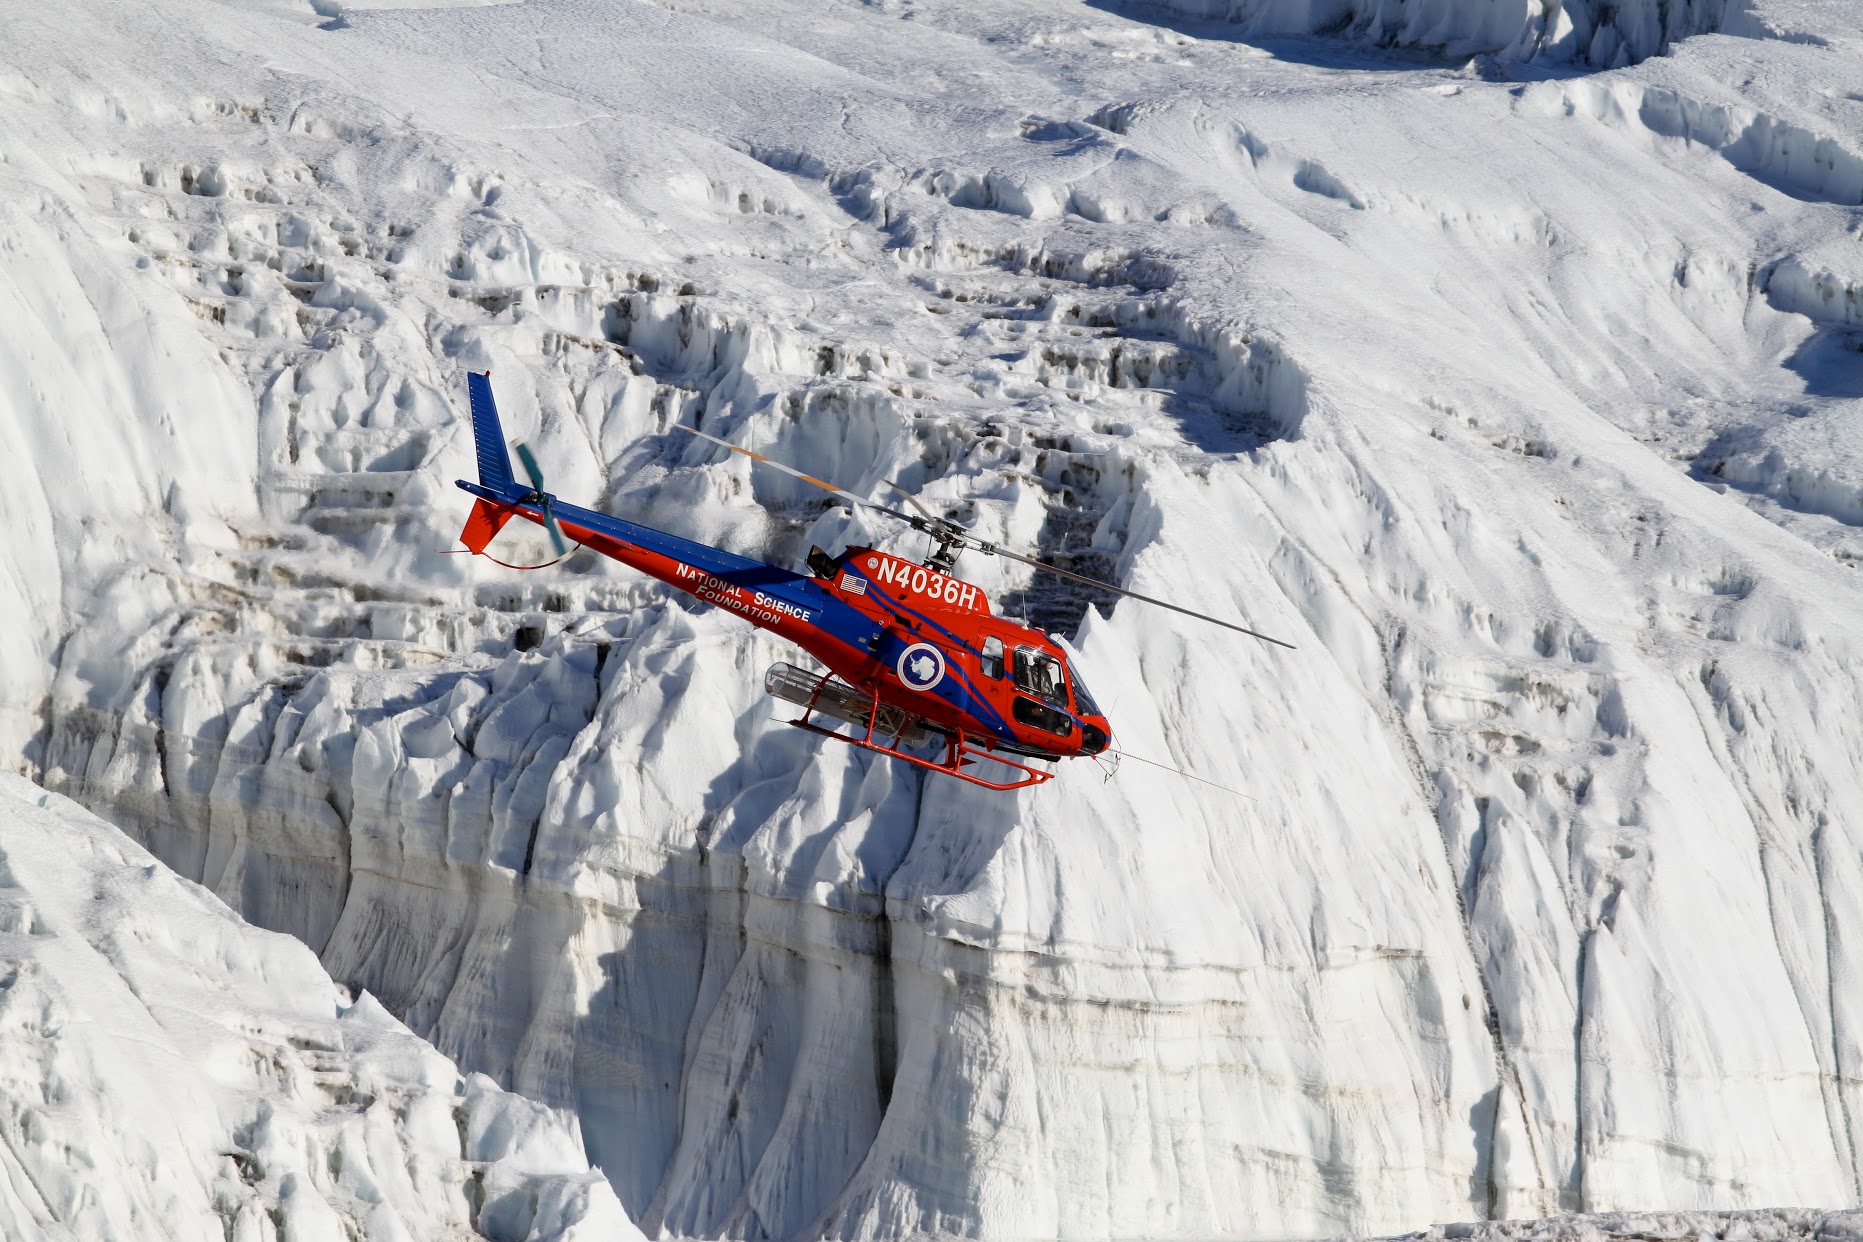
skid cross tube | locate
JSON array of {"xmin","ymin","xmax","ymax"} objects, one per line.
[{"xmin": 786, "ymin": 668, "xmax": 1054, "ymax": 792}]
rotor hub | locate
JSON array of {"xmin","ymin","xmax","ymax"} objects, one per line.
[{"xmin": 914, "ymin": 517, "xmax": 969, "ymax": 574}]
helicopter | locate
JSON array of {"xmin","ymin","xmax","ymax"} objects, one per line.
[{"xmin": 453, "ymin": 372, "xmax": 1292, "ymax": 791}]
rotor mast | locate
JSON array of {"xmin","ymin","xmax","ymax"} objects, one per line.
[{"xmin": 920, "ymin": 519, "xmax": 969, "ymax": 575}]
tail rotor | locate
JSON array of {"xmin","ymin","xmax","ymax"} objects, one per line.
[{"xmin": 515, "ymin": 443, "xmax": 568, "ymax": 557}]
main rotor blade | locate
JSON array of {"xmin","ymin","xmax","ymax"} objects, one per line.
[
  {"xmin": 880, "ymin": 478, "xmax": 939, "ymax": 523},
  {"xmin": 674, "ymin": 425, "xmax": 923, "ymax": 526},
  {"xmin": 673, "ymin": 423, "xmax": 1292, "ymax": 647},
  {"xmin": 987, "ymin": 544, "xmax": 1297, "ymax": 650}
]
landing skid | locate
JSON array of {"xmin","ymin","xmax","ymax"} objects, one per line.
[{"xmin": 785, "ymin": 672, "xmax": 1055, "ymax": 792}]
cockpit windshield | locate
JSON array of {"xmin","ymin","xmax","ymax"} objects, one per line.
[
  {"xmin": 1012, "ymin": 647, "xmax": 1068, "ymax": 709},
  {"xmin": 1065, "ymin": 660, "xmax": 1100, "ymax": 717}
]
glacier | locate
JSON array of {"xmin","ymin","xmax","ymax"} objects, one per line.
[
  {"xmin": 0, "ymin": 774, "xmax": 632, "ymax": 1240},
  {"xmin": 3, "ymin": 0, "xmax": 1863, "ymax": 1237}
]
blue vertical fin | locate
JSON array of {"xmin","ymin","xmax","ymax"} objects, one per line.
[{"xmin": 466, "ymin": 371, "xmax": 517, "ymax": 494}]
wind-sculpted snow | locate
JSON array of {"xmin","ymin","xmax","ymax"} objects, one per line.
[
  {"xmin": 0, "ymin": 774, "xmax": 632, "ymax": 1241},
  {"xmin": 6, "ymin": 0, "xmax": 1863, "ymax": 1238}
]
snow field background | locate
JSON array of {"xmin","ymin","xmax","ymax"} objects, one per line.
[{"xmin": 2, "ymin": 0, "xmax": 1863, "ymax": 1237}]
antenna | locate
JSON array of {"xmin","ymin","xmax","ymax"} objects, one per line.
[{"xmin": 1107, "ymin": 748, "xmax": 1253, "ymax": 800}]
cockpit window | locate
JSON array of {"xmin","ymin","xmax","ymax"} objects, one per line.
[
  {"xmin": 1013, "ymin": 647, "xmax": 1068, "ymax": 709},
  {"xmin": 806, "ymin": 545, "xmax": 839, "ymax": 579},
  {"xmin": 1065, "ymin": 661, "xmax": 1100, "ymax": 717}
]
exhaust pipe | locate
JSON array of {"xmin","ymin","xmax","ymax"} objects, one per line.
[{"xmin": 764, "ymin": 662, "xmax": 936, "ymax": 748}]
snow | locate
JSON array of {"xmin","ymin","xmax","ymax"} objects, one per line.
[
  {"xmin": 0, "ymin": 773, "xmax": 634, "ymax": 1240},
  {"xmin": 1, "ymin": 0, "xmax": 1862, "ymax": 1238}
]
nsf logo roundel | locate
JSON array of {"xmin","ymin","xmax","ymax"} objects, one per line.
[{"xmin": 895, "ymin": 642, "xmax": 946, "ymax": 692}]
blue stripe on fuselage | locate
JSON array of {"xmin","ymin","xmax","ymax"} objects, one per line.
[
  {"xmin": 863, "ymin": 579, "xmax": 1092, "ymax": 742},
  {"xmin": 456, "ymin": 479, "xmax": 881, "ymax": 651},
  {"xmin": 861, "ymin": 579, "xmax": 1015, "ymax": 739}
]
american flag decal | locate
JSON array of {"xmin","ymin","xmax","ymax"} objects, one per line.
[{"xmin": 841, "ymin": 573, "xmax": 867, "ymax": 595}]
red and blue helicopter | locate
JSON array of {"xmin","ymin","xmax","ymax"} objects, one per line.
[{"xmin": 455, "ymin": 372, "xmax": 1291, "ymax": 791}]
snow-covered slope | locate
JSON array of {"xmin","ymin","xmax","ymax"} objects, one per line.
[
  {"xmin": 0, "ymin": 773, "xmax": 632, "ymax": 1240},
  {"xmin": 4, "ymin": 0, "xmax": 1863, "ymax": 1237}
]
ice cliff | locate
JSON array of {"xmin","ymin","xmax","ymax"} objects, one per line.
[
  {"xmin": 0, "ymin": 774, "xmax": 631, "ymax": 1240},
  {"xmin": 1113, "ymin": 0, "xmax": 1735, "ymax": 69},
  {"xmin": 4, "ymin": 0, "xmax": 1863, "ymax": 1238}
]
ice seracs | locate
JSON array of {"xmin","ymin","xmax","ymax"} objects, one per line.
[{"xmin": 0, "ymin": 774, "xmax": 634, "ymax": 1241}]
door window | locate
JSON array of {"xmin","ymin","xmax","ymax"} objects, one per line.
[
  {"xmin": 980, "ymin": 636, "xmax": 1005, "ymax": 680},
  {"xmin": 1013, "ymin": 647, "xmax": 1068, "ymax": 708}
]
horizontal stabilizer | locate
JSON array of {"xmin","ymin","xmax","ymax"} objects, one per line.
[{"xmin": 460, "ymin": 497, "xmax": 513, "ymax": 554}]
